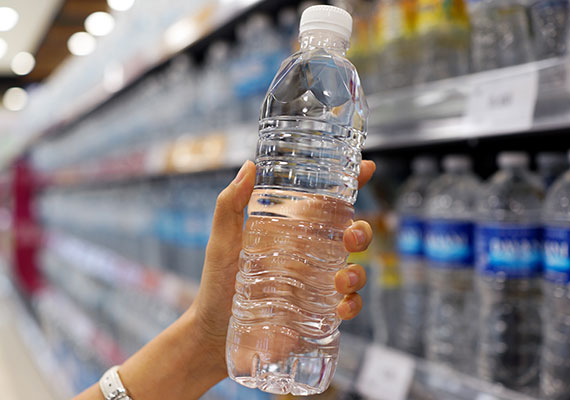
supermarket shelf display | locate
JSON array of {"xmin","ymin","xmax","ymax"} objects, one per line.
[{"xmin": 2, "ymin": 0, "xmax": 570, "ymax": 398}]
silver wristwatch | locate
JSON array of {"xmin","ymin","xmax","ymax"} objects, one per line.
[{"xmin": 99, "ymin": 366, "xmax": 132, "ymax": 400}]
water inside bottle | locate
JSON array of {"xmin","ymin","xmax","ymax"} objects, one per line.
[
  {"xmin": 227, "ymin": 189, "xmax": 353, "ymax": 395},
  {"xmin": 226, "ymin": 13, "xmax": 367, "ymax": 394}
]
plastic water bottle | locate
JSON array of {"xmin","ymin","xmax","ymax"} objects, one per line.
[
  {"xmin": 226, "ymin": 6, "xmax": 368, "ymax": 395},
  {"xmin": 469, "ymin": 0, "xmax": 534, "ymax": 72},
  {"xmin": 530, "ymin": 0, "xmax": 569, "ymax": 60},
  {"xmin": 475, "ymin": 152, "xmax": 544, "ymax": 391},
  {"xmin": 424, "ymin": 155, "xmax": 480, "ymax": 372},
  {"xmin": 537, "ymin": 152, "xmax": 568, "ymax": 189},
  {"xmin": 541, "ymin": 154, "xmax": 570, "ymax": 400},
  {"xmin": 416, "ymin": 0, "xmax": 470, "ymax": 82},
  {"xmin": 396, "ymin": 156, "xmax": 438, "ymax": 356}
]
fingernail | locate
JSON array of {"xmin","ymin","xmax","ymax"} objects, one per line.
[
  {"xmin": 346, "ymin": 300, "xmax": 356, "ymax": 313},
  {"xmin": 352, "ymin": 229, "xmax": 366, "ymax": 246},
  {"xmin": 233, "ymin": 161, "xmax": 249, "ymax": 185},
  {"xmin": 347, "ymin": 271, "xmax": 359, "ymax": 287}
]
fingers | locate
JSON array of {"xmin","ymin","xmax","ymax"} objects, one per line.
[
  {"xmin": 358, "ymin": 160, "xmax": 376, "ymax": 189},
  {"xmin": 335, "ymin": 264, "xmax": 367, "ymax": 294},
  {"xmin": 337, "ymin": 293, "xmax": 363, "ymax": 320},
  {"xmin": 343, "ymin": 220, "xmax": 373, "ymax": 253},
  {"xmin": 204, "ymin": 160, "xmax": 256, "ymax": 269}
]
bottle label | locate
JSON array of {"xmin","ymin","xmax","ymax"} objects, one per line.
[
  {"xmin": 424, "ymin": 220, "xmax": 474, "ymax": 267},
  {"xmin": 543, "ymin": 226, "xmax": 570, "ymax": 283},
  {"xmin": 475, "ymin": 224, "xmax": 542, "ymax": 278},
  {"xmin": 397, "ymin": 217, "xmax": 424, "ymax": 257}
]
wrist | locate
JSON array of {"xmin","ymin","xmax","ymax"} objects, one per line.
[{"xmin": 117, "ymin": 303, "xmax": 227, "ymax": 400}]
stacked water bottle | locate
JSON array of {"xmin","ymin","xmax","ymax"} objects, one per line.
[
  {"xmin": 345, "ymin": 0, "xmax": 569, "ymax": 91},
  {"xmin": 36, "ymin": 171, "xmax": 233, "ymax": 281},
  {"xmin": 30, "ymin": 8, "xmax": 300, "ymax": 175},
  {"xmin": 395, "ymin": 152, "xmax": 570, "ymax": 398}
]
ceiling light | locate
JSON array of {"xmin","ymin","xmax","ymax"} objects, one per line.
[
  {"xmin": 107, "ymin": 0, "xmax": 135, "ymax": 11},
  {"xmin": 67, "ymin": 32, "xmax": 96, "ymax": 56},
  {"xmin": 3, "ymin": 87, "xmax": 28, "ymax": 112},
  {"xmin": 164, "ymin": 19, "xmax": 198, "ymax": 53},
  {"xmin": 0, "ymin": 39, "xmax": 7, "ymax": 60},
  {"xmin": 0, "ymin": 7, "xmax": 18, "ymax": 32},
  {"xmin": 85, "ymin": 12, "xmax": 115, "ymax": 37},
  {"xmin": 11, "ymin": 52, "xmax": 35, "ymax": 76},
  {"xmin": 103, "ymin": 63, "xmax": 124, "ymax": 93}
]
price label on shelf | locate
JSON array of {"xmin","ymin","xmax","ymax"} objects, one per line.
[
  {"xmin": 355, "ymin": 344, "xmax": 415, "ymax": 400},
  {"xmin": 464, "ymin": 67, "xmax": 538, "ymax": 134}
]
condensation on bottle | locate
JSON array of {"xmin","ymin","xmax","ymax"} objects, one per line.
[{"xmin": 226, "ymin": 5, "xmax": 368, "ymax": 395}]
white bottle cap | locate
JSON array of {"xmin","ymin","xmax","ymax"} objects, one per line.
[
  {"xmin": 497, "ymin": 152, "xmax": 529, "ymax": 169},
  {"xmin": 536, "ymin": 152, "xmax": 567, "ymax": 168},
  {"xmin": 443, "ymin": 155, "xmax": 472, "ymax": 172},
  {"xmin": 299, "ymin": 5, "xmax": 352, "ymax": 42}
]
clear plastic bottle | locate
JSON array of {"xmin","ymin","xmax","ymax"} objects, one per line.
[
  {"xmin": 226, "ymin": 5, "xmax": 368, "ymax": 395},
  {"xmin": 424, "ymin": 155, "xmax": 480, "ymax": 372},
  {"xmin": 377, "ymin": 0, "xmax": 419, "ymax": 89},
  {"xmin": 530, "ymin": 0, "xmax": 569, "ymax": 60},
  {"xmin": 396, "ymin": 156, "xmax": 438, "ymax": 356},
  {"xmin": 475, "ymin": 152, "xmax": 544, "ymax": 391},
  {"xmin": 415, "ymin": 0, "xmax": 470, "ymax": 82},
  {"xmin": 537, "ymin": 152, "xmax": 568, "ymax": 189},
  {"xmin": 541, "ymin": 153, "xmax": 570, "ymax": 400},
  {"xmin": 469, "ymin": 0, "xmax": 534, "ymax": 72}
]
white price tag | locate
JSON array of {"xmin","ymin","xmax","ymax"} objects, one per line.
[
  {"xmin": 464, "ymin": 68, "xmax": 538, "ymax": 134},
  {"xmin": 355, "ymin": 344, "xmax": 415, "ymax": 400}
]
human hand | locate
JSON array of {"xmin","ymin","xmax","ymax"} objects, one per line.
[{"xmin": 187, "ymin": 159, "xmax": 376, "ymax": 377}]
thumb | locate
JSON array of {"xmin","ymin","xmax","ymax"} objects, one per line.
[{"xmin": 204, "ymin": 160, "xmax": 256, "ymax": 271}]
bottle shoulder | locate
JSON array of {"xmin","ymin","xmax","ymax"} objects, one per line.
[
  {"xmin": 425, "ymin": 173, "xmax": 481, "ymax": 218},
  {"xmin": 261, "ymin": 48, "xmax": 368, "ymax": 134},
  {"xmin": 396, "ymin": 175, "xmax": 435, "ymax": 213},
  {"xmin": 477, "ymin": 169, "xmax": 544, "ymax": 222},
  {"xmin": 544, "ymin": 170, "xmax": 570, "ymax": 224}
]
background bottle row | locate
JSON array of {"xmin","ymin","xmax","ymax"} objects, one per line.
[
  {"xmin": 29, "ymin": 0, "xmax": 570, "ymax": 179},
  {"xmin": 363, "ymin": 151, "xmax": 569, "ymax": 399}
]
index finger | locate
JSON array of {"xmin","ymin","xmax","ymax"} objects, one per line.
[{"xmin": 358, "ymin": 160, "xmax": 376, "ymax": 189}]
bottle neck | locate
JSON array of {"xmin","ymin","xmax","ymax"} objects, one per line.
[{"xmin": 299, "ymin": 30, "xmax": 349, "ymax": 55}]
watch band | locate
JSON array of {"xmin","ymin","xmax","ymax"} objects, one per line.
[{"xmin": 99, "ymin": 366, "xmax": 132, "ymax": 400}]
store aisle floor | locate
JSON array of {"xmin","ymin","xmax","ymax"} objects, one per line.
[{"xmin": 0, "ymin": 292, "xmax": 60, "ymax": 400}]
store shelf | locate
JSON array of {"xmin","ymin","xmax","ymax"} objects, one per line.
[
  {"xmin": 45, "ymin": 231, "xmax": 199, "ymax": 311},
  {"xmin": 366, "ymin": 56, "xmax": 570, "ymax": 150},
  {"xmin": 35, "ymin": 287, "xmax": 127, "ymax": 368},
  {"xmin": 336, "ymin": 333, "xmax": 538, "ymax": 400},
  {"xmin": 36, "ymin": 57, "xmax": 570, "ymax": 187},
  {"xmin": 28, "ymin": 0, "xmax": 267, "ymax": 148},
  {"xmin": 0, "ymin": 267, "xmax": 74, "ymax": 399},
  {"xmin": 39, "ymin": 124, "xmax": 256, "ymax": 186}
]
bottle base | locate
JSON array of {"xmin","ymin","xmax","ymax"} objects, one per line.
[
  {"xmin": 231, "ymin": 374, "xmax": 327, "ymax": 396},
  {"xmin": 227, "ymin": 342, "xmax": 337, "ymax": 395}
]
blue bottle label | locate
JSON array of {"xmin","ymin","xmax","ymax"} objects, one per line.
[
  {"xmin": 475, "ymin": 224, "xmax": 542, "ymax": 278},
  {"xmin": 425, "ymin": 220, "xmax": 474, "ymax": 267},
  {"xmin": 397, "ymin": 216, "xmax": 424, "ymax": 257},
  {"xmin": 543, "ymin": 226, "xmax": 570, "ymax": 283}
]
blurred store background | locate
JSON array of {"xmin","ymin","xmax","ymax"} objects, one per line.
[{"xmin": 0, "ymin": 0, "xmax": 569, "ymax": 399}]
